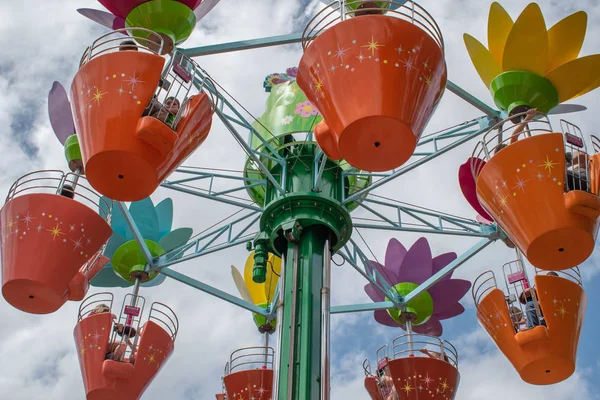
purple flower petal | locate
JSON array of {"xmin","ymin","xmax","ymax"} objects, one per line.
[
  {"xmin": 412, "ymin": 317, "xmax": 443, "ymax": 336},
  {"xmin": 384, "ymin": 238, "xmax": 407, "ymax": 279},
  {"xmin": 365, "ymin": 260, "xmax": 395, "ymax": 286},
  {"xmin": 428, "ymin": 279, "xmax": 471, "ymax": 315},
  {"xmin": 374, "ymin": 310, "xmax": 403, "ymax": 327},
  {"xmin": 431, "ymin": 252, "xmax": 457, "ymax": 281},
  {"xmin": 396, "ymin": 237, "xmax": 433, "ymax": 284},
  {"xmin": 433, "ymin": 303, "xmax": 465, "ymax": 320},
  {"xmin": 364, "ymin": 283, "xmax": 385, "ymax": 302}
]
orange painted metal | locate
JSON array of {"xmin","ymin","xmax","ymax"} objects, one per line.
[
  {"xmin": 68, "ymin": 253, "xmax": 111, "ymax": 302},
  {"xmin": 223, "ymin": 369, "xmax": 272, "ymax": 400},
  {"xmin": 476, "ymin": 275, "xmax": 586, "ymax": 385},
  {"xmin": 589, "ymin": 153, "xmax": 600, "ymax": 196},
  {"xmin": 71, "ymin": 52, "xmax": 213, "ymax": 201},
  {"xmin": 215, "ymin": 394, "xmax": 226, "ymax": 400},
  {"xmin": 475, "ymin": 133, "xmax": 600, "ymax": 269},
  {"xmin": 74, "ymin": 315, "xmax": 175, "ymax": 400},
  {"xmin": 297, "ymin": 16, "xmax": 446, "ymax": 172},
  {"xmin": 1, "ymin": 194, "xmax": 112, "ymax": 314},
  {"xmin": 364, "ymin": 376, "xmax": 384, "ymax": 399},
  {"xmin": 387, "ymin": 357, "xmax": 459, "ymax": 399}
]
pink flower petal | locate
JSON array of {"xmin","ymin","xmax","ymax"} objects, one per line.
[
  {"xmin": 412, "ymin": 317, "xmax": 443, "ymax": 336},
  {"xmin": 431, "ymin": 252, "xmax": 457, "ymax": 281},
  {"xmin": 364, "ymin": 283, "xmax": 385, "ymax": 302},
  {"xmin": 384, "ymin": 238, "xmax": 407, "ymax": 279},
  {"xmin": 374, "ymin": 310, "xmax": 403, "ymax": 328},
  {"xmin": 434, "ymin": 303, "xmax": 465, "ymax": 320},
  {"xmin": 428, "ymin": 279, "xmax": 471, "ymax": 315},
  {"xmin": 365, "ymin": 260, "xmax": 396, "ymax": 287},
  {"xmin": 396, "ymin": 237, "xmax": 433, "ymax": 284}
]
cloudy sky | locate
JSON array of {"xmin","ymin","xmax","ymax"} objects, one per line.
[{"xmin": 1, "ymin": 0, "xmax": 600, "ymax": 399}]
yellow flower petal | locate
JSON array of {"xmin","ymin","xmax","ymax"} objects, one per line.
[
  {"xmin": 464, "ymin": 34, "xmax": 502, "ymax": 88},
  {"xmin": 502, "ymin": 3, "xmax": 548, "ymax": 76},
  {"xmin": 547, "ymin": 11, "xmax": 587, "ymax": 72},
  {"xmin": 244, "ymin": 252, "xmax": 267, "ymax": 304},
  {"xmin": 545, "ymin": 54, "xmax": 600, "ymax": 102},
  {"xmin": 487, "ymin": 2, "xmax": 514, "ymax": 66}
]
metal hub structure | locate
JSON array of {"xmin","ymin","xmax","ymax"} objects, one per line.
[{"xmin": 113, "ymin": 30, "xmax": 509, "ymax": 400}]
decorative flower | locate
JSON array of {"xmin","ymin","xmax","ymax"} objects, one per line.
[
  {"xmin": 281, "ymin": 115, "xmax": 294, "ymax": 125},
  {"xmin": 263, "ymin": 73, "xmax": 293, "ymax": 92},
  {"xmin": 232, "ymin": 252, "xmax": 282, "ymax": 333},
  {"xmin": 294, "ymin": 100, "xmax": 319, "ymax": 118},
  {"xmin": 91, "ymin": 197, "xmax": 192, "ymax": 288},
  {"xmin": 464, "ymin": 3, "xmax": 600, "ymax": 114},
  {"xmin": 286, "ymin": 67, "xmax": 298, "ymax": 78},
  {"xmin": 364, "ymin": 237, "xmax": 471, "ymax": 336}
]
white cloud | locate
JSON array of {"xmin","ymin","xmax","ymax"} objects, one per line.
[{"xmin": 0, "ymin": 1, "xmax": 599, "ymax": 399}]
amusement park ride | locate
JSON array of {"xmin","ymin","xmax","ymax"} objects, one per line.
[{"xmin": 2, "ymin": 0, "xmax": 600, "ymax": 398}]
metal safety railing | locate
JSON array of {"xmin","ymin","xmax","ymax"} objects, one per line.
[
  {"xmin": 561, "ymin": 119, "xmax": 591, "ymax": 193},
  {"xmin": 5, "ymin": 170, "xmax": 112, "ymax": 221},
  {"xmin": 108, "ymin": 294, "xmax": 146, "ymax": 362},
  {"xmin": 228, "ymin": 346, "xmax": 275, "ymax": 373},
  {"xmin": 392, "ymin": 333, "xmax": 459, "ymax": 368},
  {"xmin": 590, "ymin": 135, "xmax": 600, "ymax": 154},
  {"xmin": 470, "ymin": 111, "xmax": 553, "ymax": 178},
  {"xmin": 79, "ymin": 28, "xmax": 164, "ymax": 67},
  {"xmin": 533, "ymin": 266, "xmax": 582, "ymax": 287},
  {"xmin": 148, "ymin": 301, "xmax": 179, "ymax": 341},
  {"xmin": 472, "ymin": 270, "xmax": 497, "ymax": 306},
  {"xmin": 77, "ymin": 292, "xmax": 115, "ymax": 322},
  {"xmin": 302, "ymin": 1, "xmax": 444, "ymax": 51}
]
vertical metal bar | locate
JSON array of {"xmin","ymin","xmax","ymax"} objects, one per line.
[
  {"xmin": 320, "ymin": 238, "xmax": 331, "ymax": 400},
  {"xmin": 406, "ymin": 319, "xmax": 414, "ymax": 356},
  {"xmin": 271, "ymin": 251, "xmax": 286, "ymax": 400},
  {"xmin": 287, "ymin": 243, "xmax": 299, "ymax": 400},
  {"xmin": 264, "ymin": 332, "xmax": 270, "ymax": 367}
]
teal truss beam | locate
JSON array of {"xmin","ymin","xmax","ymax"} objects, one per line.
[
  {"xmin": 182, "ymin": 32, "xmax": 499, "ymax": 117},
  {"xmin": 161, "ymin": 168, "xmax": 264, "ymax": 212},
  {"xmin": 154, "ymin": 209, "xmax": 261, "ymax": 269},
  {"xmin": 330, "ymin": 236, "xmax": 499, "ymax": 315},
  {"xmin": 342, "ymin": 116, "xmax": 496, "ymax": 204},
  {"xmin": 159, "ymin": 268, "xmax": 267, "ymax": 315},
  {"xmin": 353, "ymin": 198, "xmax": 496, "ymax": 238}
]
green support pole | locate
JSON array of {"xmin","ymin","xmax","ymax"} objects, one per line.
[{"xmin": 278, "ymin": 226, "xmax": 328, "ymax": 399}]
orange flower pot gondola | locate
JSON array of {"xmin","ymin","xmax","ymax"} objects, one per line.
[
  {"xmin": 297, "ymin": 2, "xmax": 447, "ymax": 172},
  {"xmin": 1, "ymin": 171, "xmax": 112, "ymax": 314},
  {"xmin": 472, "ymin": 116, "xmax": 600, "ymax": 270},
  {"xmin": 74, "ymin": 294, "xmax": 178, "ymax": 400},
  {"xmin": 368, "ymin": 334, "xmax": 460, "ymax": 400},
  {"xmin": 222, "ymin": 346, "xmax": 274, "ymax": 400},
  {"xmin": 473, "ymin": 268, "xmax": 586, "ymax": 385},
  {"xmin": 71, "ymin": 30, "xmax": 214, "ymax": 201}
]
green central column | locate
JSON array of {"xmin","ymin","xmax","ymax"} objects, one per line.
[
  {"xmin": 244, "ymin": 73, "xmax": 365, "ymax": 399},
  {"xmin": 278, "ymin": 226, "xmax": 328, "ymax": 399}
]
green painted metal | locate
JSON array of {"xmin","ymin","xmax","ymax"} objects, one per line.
[
  {"xmin": 64, "ymin": 134, "xmax": 82, "ymax": 166},
  {"xmin": 112, "ymin": 239, "xmax": 165, "ymax": 283},
  {"xmin": 277, "ymin": 227, "xmax": 327, "ymax": 400},
  {"xmin": 244, "ymin": 79, "xmax": 370, "ymax": 209},
  {"xmin": 257, "ymin": 143, "xmax": 352, "ymax": 256},
  {"xmin": 490, "ymin": 70, "xmax": 559, "ymax": 115},
  {"xmin": 253, "ymin": 302, "xmax": 277, "ymax": 333},
  {"xmin": 126, "ymin": 0, "xmax": 196, "ymax": 45},
  {"xmin": 386, "ymin": 282, "xmax": 434, "ymax": 325}
]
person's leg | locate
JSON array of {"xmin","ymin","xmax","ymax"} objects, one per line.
[{"xmin": 525, "ymin": 300, "xmax": 539, "ymax": 327}]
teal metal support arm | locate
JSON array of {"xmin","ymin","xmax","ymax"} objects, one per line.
[
  {"xmin": 331, "ymin": 301, "xmax": 395, "ymax": 314},
  {"xmin": 402, "ymin": 237, "xmax": 496, "ymax": 304},
  {"xmin": 116, "ymin": 201, "xmax": 155, "ymax": 268},
  {"xmin": 159, "ymin": 268, "xmax": 267, "ymax": 315}
]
